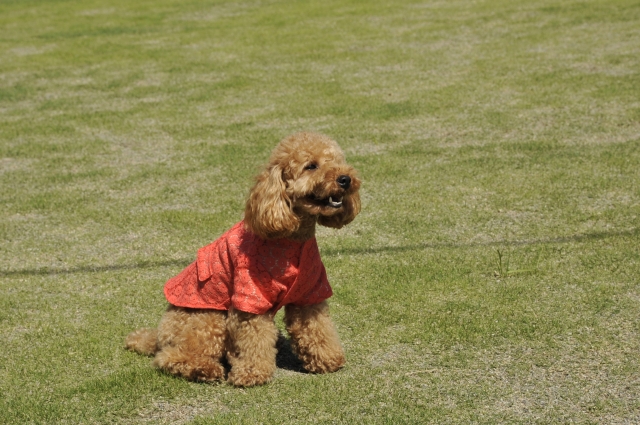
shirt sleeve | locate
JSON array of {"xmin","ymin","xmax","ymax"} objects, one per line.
[{"xmin": 286, "ymin": 239, "xmax": 333, "ymax": 307}]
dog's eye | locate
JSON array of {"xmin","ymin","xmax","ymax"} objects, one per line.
[{"xmin": 304, "ymin": 163, "xmax": 318, "ymax": 171}]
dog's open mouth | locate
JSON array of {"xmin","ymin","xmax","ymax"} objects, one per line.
[
  {"xmin": 327, "ymin": 196, "xmax": 343, "ymax": 208},
  {"xmin": 306, "ymin": 194, "xmax": 343, "ymax": 208}
]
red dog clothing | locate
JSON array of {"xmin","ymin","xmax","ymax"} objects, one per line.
[{"xmin": 164, "ymin": 221, "xmax": 333, "ymax": 315}]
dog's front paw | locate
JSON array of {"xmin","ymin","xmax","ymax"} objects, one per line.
[
  {"xmin": 227, "ymin": 366, "xmax": 274, "ymax": 387},
  {"xmin": 300, "ymin": 349, "xmax": 346, "ymax": 374}
]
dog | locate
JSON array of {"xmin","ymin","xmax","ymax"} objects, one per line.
[{"xmin": 125, "ymin": 132, "xmax": 361, "ymax": 387}]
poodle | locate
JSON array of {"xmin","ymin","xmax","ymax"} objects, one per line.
[{"xmin": 125, "ymin": 132, "xmax": 361, "ymax": 387}]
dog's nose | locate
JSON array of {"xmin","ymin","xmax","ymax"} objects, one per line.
[{"xmin": 337, "ymin": 175, "xmax": 351, "ymax": 189}]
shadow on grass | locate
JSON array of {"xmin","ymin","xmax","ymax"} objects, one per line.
[
  {"xmin": 0, "ymin": 258, "xmax": 193, "ymax": 277},
  {"xmin": 322, "ymin": 227, "xmax": 640, "ymax": 256},
  {"xmin": 2, "ymin": 227, "xmax": 637, "ymax": 277},
  {"xmin": 276, "ymin": 334, "xmax": 306, "ymax": 373}
]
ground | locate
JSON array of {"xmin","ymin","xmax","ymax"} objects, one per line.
[{"xmin": 1, "ymin": 0, "xmax": 639, "ymax": 423}]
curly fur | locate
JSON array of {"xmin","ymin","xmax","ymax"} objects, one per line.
[
  {"xmin": 245, "ymin": 132, "xmax": 361, "ymax": 239},
  {"xmin": 285, "ymin": 301, "xmax": 345, "ymax": 373},
  {"xmin": 125, "ymin": 132, "xmax": 360, "ymax": 387}
]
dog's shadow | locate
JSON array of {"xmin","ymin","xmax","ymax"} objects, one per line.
[{"xmin": 275, "ymin": 333, "xmax": 307, "ymax": 373}]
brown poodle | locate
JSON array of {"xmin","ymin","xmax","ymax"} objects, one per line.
[{"xmin": 125, "ymin": 132, "xmax": 361, "ymax": 387}]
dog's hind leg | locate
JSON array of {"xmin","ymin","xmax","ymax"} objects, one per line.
[
  {"xmin": 152, "ymin": 305, "xmax": 227, "ymax": 383},
  {"xmin": 125, "ymin": 328, "xmax": 158, "ymax": 356},
  {"xmin": 225, "ymin": 308, "xmax": 278, "ymax": 387},
  {"xmin": 284, "ymin": 301, "xmax": 345, "ymax": 373}
]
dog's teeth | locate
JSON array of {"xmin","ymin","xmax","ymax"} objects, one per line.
[{"xmin": 328, "ymin": 196, "xmax": 343, "ymax": 207}]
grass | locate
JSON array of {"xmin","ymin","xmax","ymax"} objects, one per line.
[{"xmin": 1, "ymin": 0, "xmax": 640, "ymax": 423}]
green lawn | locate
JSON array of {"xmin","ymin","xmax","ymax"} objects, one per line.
[{"xmin": 2, "ymin": 0, "xmax": 640, "ymax": 423}]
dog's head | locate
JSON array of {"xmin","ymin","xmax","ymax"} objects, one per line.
[{"xmin": 244, "ymin": 132, "xmax": 361, "ymax": 239}]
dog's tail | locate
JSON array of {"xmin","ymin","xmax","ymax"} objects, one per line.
[{"xmin": 125, "ymin": 328, "xmax": 158, "ymax": 356}]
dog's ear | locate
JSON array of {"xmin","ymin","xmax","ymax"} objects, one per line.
[
  {"xmin": 318, "ymin": 190, "xmax": 361, "ymax": 229},
  {"xmin": 244, "ymin": 164, "xmax": 300, "ymax": 239}
]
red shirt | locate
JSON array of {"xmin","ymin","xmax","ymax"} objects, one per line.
[{"xmin": 164, "ymin": 221, "xmax": 333, "ymax": 315}]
